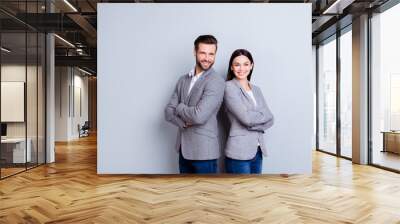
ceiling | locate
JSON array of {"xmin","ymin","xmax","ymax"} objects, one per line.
[{"xmin": 0, "ymin": 0, "xmax": 393, "ymax": 75}]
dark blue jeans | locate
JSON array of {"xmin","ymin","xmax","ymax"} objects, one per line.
[
  {"xmin": 225, "ymin": 147, "xmax": 263, "ymax": 174},
  {"xmin": 179, "ymin": 150, "xmax": 218, "ymax": 174}
]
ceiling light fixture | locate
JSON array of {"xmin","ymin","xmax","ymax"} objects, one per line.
[
  {"xmin": 322, "ymin": 0, "xmax": 354, "ymax": 14},
  {"xmin": 78, "ymin": 67, "xmax": 93, "ymax": 76},
  {"xmin": 54, "ymin": 34, "xmax": 75, "ymax": 48},
  {"xmin": 1, "ymin": 47, "xmax": 11, "ymax": 53},
  {"xmin": 63, "ymin": 0, "xmax": 78, "ymax": 12}
]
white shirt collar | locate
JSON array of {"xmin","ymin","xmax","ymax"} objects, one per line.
[{"xmin": 188, "ymin": 67, "xmax": 204, "ymax": 77}]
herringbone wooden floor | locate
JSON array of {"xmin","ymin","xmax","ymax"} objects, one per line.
[{"xmin": 1, "ymin": 134, "xmax": 400, "ymax": 224}]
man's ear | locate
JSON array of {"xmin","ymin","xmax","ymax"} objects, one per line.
[{"xmin": 193, "ymin": 48, "xmax": 196, "ymax": 57}]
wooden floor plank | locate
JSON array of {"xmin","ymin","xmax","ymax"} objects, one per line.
[{"xmin": 1, "ymin": 134, "xmax": 400, "ymax": 223}]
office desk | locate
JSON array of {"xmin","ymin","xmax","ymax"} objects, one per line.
[
  {"xmin": 1, "ymin": 138, "xmax": 32, "ymax": 163},
  {"xmin": 382, "ymin": 131, "xmax": 400, "ymax": 154}
]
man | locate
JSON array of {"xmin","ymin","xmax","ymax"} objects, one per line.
[{"xmin": 164, "ymin": 35, "xmax": 225, "ymax": 174}]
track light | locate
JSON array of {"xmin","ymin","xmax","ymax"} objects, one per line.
[
  {"xmin": 322, "ymin": 0, "xmax": 354, "ymax": 15},
  {"xmin": 78, "ymin": 67, "xmax": 93, "ymax": 76},
  {"xmin": 54, "ymin": 34, "xmax": 75, "ymax": 48},
  {"xmin": 63, "ymin": 0, "xmax": 78, "ymax": 12},
  {"xmin": 1, "ymin": 47, "xmax": 11, "ymax": 53}
]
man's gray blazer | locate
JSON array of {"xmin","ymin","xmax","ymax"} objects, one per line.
[
  {"xmin": 165, "ymin": 68, "xmax": 225, "ymax": 160},
  {"xmin": 224, "ymin": 79, "xmax": 274, "ymax": 160}
]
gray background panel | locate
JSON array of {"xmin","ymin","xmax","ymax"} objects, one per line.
[{"xmin": 98, "ymin": 3, "xmax": 313, "ymax": 174}]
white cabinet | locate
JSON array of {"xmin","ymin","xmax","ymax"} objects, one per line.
[{"xmin": 1, "ymin": 138, "xmax": 32, "ymax": 163}]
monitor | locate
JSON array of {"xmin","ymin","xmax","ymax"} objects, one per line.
[{"xmin": 1, "ymin": 123, "xmax": 7, "ymax": 137}]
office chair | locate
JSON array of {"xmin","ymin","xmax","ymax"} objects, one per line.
[{"xmin": 79, "ymin": 121, "xmax": 90, "ymax": 138}]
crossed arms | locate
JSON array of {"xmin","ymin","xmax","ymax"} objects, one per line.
[
  {"xmin": 165, "ymin": 77, "xmax": 225, "ymax": 128},
  {"xmin": 165, "ymin": 77, "xmax": 273, "ymax": 132},
  {"xmin": 224, "ymin": 84, "xmax": 274, "ymax": 133}
]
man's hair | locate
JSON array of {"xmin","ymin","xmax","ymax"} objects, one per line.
[{"xmin": 194, "ymin": 35, "xmax": 218, "ymax": 51}]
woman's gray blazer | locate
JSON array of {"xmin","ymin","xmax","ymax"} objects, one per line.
[{"xmin": 224, "ymin": 79, "xmax": 274, "ymax": 160}]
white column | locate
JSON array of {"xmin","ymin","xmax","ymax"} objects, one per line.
[
  {"xmin": 45, "ymin": 1, "xmax": 56, "ymax": 163},
  {"xmin": 46, "ymin": 33, "xmax": 55, "ymax": 163},
  {"xmin": 352, "ymin": 14, "xmax": 369, "ymax": 164}
]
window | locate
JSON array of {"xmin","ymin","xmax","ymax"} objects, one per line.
[
  {"xmin": 371, "ymin": 3, "xmax": 400, "ymax": 171},
  {"xmin": 318, "ymin": 36, "xmax": 337, "ymax": 154},
  {"xmin": 339, "ymin": 29, "xmax": 352, "ymax": 158}
]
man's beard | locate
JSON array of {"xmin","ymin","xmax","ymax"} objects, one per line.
[{"xmin": 196, "ymin": 59, "xmax": 214, "ymax": 71}]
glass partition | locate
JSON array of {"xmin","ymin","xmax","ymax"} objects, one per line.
[
  {"xmin": 318, "ymin": 36, "xmax": 337, "ymax": 155},
  {"xmin": 0, "ymin": 1, "xmax": 46, "ymax": 179},
  {"xmin": 0, "ymin": 31, "xmax": 28, "ymax": 177}
]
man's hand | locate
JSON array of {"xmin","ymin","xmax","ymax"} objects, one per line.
[{"xmin": 184, "ymin": 122, "xmax": 193, "ymax": 128}]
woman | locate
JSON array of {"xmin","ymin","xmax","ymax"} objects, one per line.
[{"xmin": 224, "ymin": 49, "xmax": 274, "ymax": 174}]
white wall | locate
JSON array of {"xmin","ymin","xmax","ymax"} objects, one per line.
[
  {"xmin": 98, "ymin": 3, "xmax": 313, "ymax": 174},
  {"xmin": 55, "ymin": 66, "xmax": 69, "ymax": 141},
  {"xmin": 55, "ymin": 67, "xmax": 89, "ymax": 141}
]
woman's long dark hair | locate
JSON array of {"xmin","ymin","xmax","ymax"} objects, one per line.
[{"xmin": 226, "ymin": 49, "xmax": 254, "ymax": 81}]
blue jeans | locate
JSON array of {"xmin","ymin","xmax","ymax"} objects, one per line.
[
  {"xmin": 179, "ymin": 150, "xmax": 218, "ymax": 174},
  {"xmin": 225, "ymin": 147, "xmax": 263, "ymax": 174}
]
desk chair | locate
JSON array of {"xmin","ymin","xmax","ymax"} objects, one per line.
[{"xmin": 79, "ymin": 121, "xmax": 90, "ymax": 138}]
